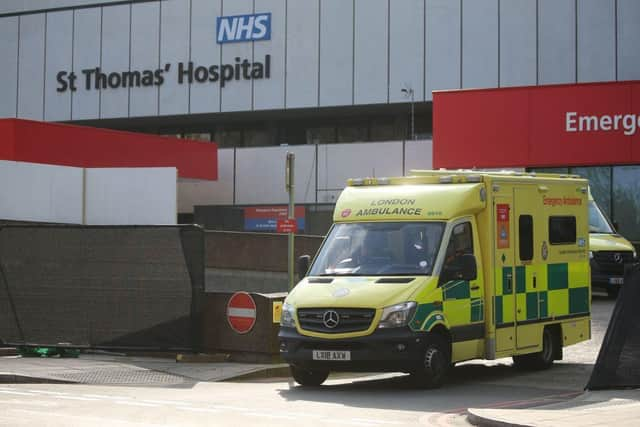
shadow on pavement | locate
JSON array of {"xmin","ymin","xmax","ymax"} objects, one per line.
[{"xmin": 276, "ymin": 361, "xmax": 593, "ymax": 414}]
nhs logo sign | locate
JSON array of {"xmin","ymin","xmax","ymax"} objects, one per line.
[{"xmin": 217, "ymin": 13, "xmax": 271, "ymax": 44}]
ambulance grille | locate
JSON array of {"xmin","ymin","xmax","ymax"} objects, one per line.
[
  {"xmin": 297, "ymin": 308, "xmax": 375, "ymax": 333},
  {"xmin": 593, "ymin": 251, "xmax": 634, "ymax": 264},
  {"xmin": 593, "ymin": 251, "xmax": 634, "ymax": 273}
]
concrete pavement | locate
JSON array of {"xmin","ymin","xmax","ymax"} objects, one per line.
[
  {"xmin": 2, "ymin": 349, "xmax": 639, "ymax": 426},
  {"xmin": 0, "ymin": 351, "xmax": 289, "ymax": 385},
  {"xmin": 468, "ymin": 389, "xmax": 640, "ymax": 427}
]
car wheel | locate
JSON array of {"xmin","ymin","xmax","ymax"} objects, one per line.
[
  {"xmin": 290, "ymin": 366, "xmax": 329, "ymax": 387},
  {"xmin": 410, "ymin": 335, "xmax": 450, "ymax": 388}
]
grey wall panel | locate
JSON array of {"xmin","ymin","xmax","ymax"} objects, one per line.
[
  {"xmin": 499, "ymin": 0, "xmax": 536, "ymax": 87},
  {"xmin": 44, "ymin": 11, "xmax": 73, "ymax": 121},
  {"xmin": 389, "ymin": 0, "xmax": 424, "ymax": 103},
  {"xmin": 17, "ymin": 14, "xmax": 45, "ymax": 120},
  {"xmin": 0, "ymin": 1, "xmax": 124, "ymax": 14},
  {"xmin": 72, "ymin": 8, "xmax": 100, "ymax": 120},
  {"xmin": 235, "ymin": 145, "xmax": 317, "ymax": 205},
  {"xmin": 220, "ymin": 0, "xmax": 253, "ymax": 113},
  {"xmin": 354, "ymin": 0, "xmax": 388, "ymax": 104},
  {"xmin": 286, "ymin": 0, "xmax": 320, "ymax": 109},
  {"xmin": 618, "ymin": 0, "xmax": 640, "ymax": 81},
  {"xmin": 404, "ymin": 139, "xmax": 433, "ymax": 173},
  {"xmin": 538, "ymin": 0, "xmax": 575, "ymax": 84},
  {"xmin": 577, "ymin": 0, "xmax": 615, "ymax": 83},
  {"xmin": 129, "ymin": 2, "xmax": 160, "ymax": 118},
  {"xmin": 159, "ymin": 0, "xmax": 189, "ymax": 116},
  {"xmin": 100, "ymin": 5, "xmax": 130, "ymax": 119},
  {"xmin": 254, "ymin": 0, "xmax": 285, "ymax": 110},
  {"xmin": 319, "ymin": 0, "xmax": 353, "ymax": 107},
  {"xmin": 190, "ymin": 0, "xmax": 221, "ymax": 114},
  {"xmin": 0, "ymin": 17, "xmax": 19, "ymax": 118},
  {"xmin": 317, "ymin": 141, "xmax": 403, "ymax": 204},
  {"xmin": 461, "ymin": 0, "xmax": 498, "ymax": 89},
  {"xmin": 425, "ymin": 0, "xmax": 460, "ymax": 100}
]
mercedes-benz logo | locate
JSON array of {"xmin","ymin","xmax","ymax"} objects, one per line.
[
  {"xmin": 323, "ymin": 310, "xmax": 340, "ymax": 329},
  {"xmin": 614, "ymin": 253, "xmax": 623, "ymax": 263}
]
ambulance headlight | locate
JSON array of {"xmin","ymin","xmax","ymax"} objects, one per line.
[
  {"xmin": 378, "ymin": 302, "xmax": 417, "ymax": 329},
  {"xmin": 633, "ymin": 250, "xmax": 638, "ymax": 261},
  {"xmin": 280, "ymin": 303, "xmax": 296, "ymax": 328},
  {"xmin": 589, "ymin": 251, "xmax": 594, "ymax": 260}
]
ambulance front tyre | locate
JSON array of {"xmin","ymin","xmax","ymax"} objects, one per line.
[
  {"xmin": 411, "ymin": 335, "xmax": 451, "ymax": 389},
  {"xmin": 290, "ymin": 365, "xmax": 330, "ymax": 387}
]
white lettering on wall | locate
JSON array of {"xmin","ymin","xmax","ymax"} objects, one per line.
[{"xmin": 565, "ymin": 112, "xmax": 640, "ymax": 136}]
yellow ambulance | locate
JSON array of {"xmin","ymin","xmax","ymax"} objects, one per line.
[
  {"xmin": 587, "ymin": 191, "xmax": 637, "ymax": 298},
  {"xmin": 279, "ymin": 170, "xmax": 591, "ymax": 388}
]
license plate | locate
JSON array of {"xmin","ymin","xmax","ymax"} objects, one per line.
[
  {"xmin": 609, "ymin": 277, "xmax": 624, "ymax": 285},
  {"xmin": 312, "ymin": 350, "xmax": 351, "ymax": 361}
]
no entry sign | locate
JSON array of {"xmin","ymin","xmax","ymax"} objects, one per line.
[{"xmin": 227, "ymin": 292, "xmax": 257, "ymax": 334}]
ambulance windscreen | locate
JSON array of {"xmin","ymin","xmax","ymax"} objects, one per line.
[
  {"xmin": 309, "ymin": 222, "xmax": 445, "ymax": 276},
  {"xmin": 589, "ymin": 200, "xmax": 615, "ymax": 234}
]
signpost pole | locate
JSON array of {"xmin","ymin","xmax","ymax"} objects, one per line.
[{"xmin": 286, "ymin": 152, "xmax": 295, "ymax": 291}]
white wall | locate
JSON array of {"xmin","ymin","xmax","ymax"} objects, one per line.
[
  {"xmin": 85, "ymin": 168, "xmax": 177, "ymax": 225},
  {"xmin": 0, "ymin": 161, "xmax": 177, "ymax": 225},
  {"xmin": 0, "ymin": 160, "xmax": 83, "ymax": 223}
]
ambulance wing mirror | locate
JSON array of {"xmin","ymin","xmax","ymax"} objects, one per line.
[
  {"xmin": 297, "ymin": 255, "xmax": 311, "ymax": 278},
  {"xmin": 458, "ymin": 254, "xmax": 478, "ymax": 281}
]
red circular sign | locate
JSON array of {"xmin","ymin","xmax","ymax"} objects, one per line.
[{"xmin": 226, "ymin": 292, "xmax": 257, "ymax": 334}]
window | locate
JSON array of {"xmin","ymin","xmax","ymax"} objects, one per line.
[
  {"xmin": 443, "ymin": 222, "xmax": 474, "ymax": 264},
  {"xmin": 439, "ymin": 222, "xmax": 474, "ymax": 286},
  {"xmin": 549, "ymin": 216, "xmax": 576, "ymax": 244},
  {"xmin": 612, "ymin": 166, "xmax": 640, "ymax": 241},
  {"xmin": 572, "ymin": 166, "xmax": 612, "ymax": 218},
  {"xmin": 307, "ymin": 222, "xmax": 445, "ymax": 276},
  {"xmin": 306, "ymin": 127, "xmax": 336, "ymax": 144},
  {"xmin": 519, "ymin": 215, "xmax": 533, "ymax": 261},
  {"xmin": 183, "ymin": 132, "xmax": 211, "ymax": 142}
]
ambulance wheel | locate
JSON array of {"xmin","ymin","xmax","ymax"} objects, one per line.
[
  {"xmin": 513, "ymin": 327, "xmax": 556, "ymax": 370},
  {"xmin": 411, "ymin": 335, "xmax": 450, "ymax": 388},
  {"xmin": 290, "ymin": 366, "xmax": 329, "ymax": 387}
]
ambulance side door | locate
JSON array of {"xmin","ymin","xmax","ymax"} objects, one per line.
[{"xmin": 514, "ymin": 186, "xmax": 544, "ymax": 351}]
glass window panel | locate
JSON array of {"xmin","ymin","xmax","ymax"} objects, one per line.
[
  {"xmin": 337, "ymin": 124, "xmax": 368, "ymax": 142},
  {"xmin": 519, "ymin": 215, "xmax": 533, "ymax": 261},
  {"xmin": 549, "ymin": 216, "xmax": 576, "ymax": 245},
  {"xmin": 244, "ymin": 128, "xmax": 271, "ymax": 147},
  {"xmin": 370, "ymin": 119, "xmax": 397, "ymax": 141},
  {"xmin": 571, "ymin": 166, "xmax": 611, "ymax": 217},
  {"xmin": 612, "ymin": 166, "xmax": 640, "ymax": 241},
  {"xmin": 214, "ymin": 129, "xmax": 242, "ymax": 148},
  {"xmin": 306, "ymin": 127, "xmax": 336, "ymax": 144},
  {"xmin": 183, "ymin": 132, "xmax": 211, "ymax": 142}
]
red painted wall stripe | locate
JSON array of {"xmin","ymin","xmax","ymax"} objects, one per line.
[
  {"xmin": 0, "ymin": 119, "xmax": 218, "ymax": 180},
  {"xmin": 433, "ymin": 80, "xmax": 640, "ymax": 169}
]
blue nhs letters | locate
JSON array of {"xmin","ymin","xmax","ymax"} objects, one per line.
[{"xmin": 217, "ymin": 13, "xmax": 271, "ymax": 43}]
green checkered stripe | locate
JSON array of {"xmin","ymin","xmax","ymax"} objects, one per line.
[
  {"xmin": 494, "ymin": 262, "xmax": 589, "ymax": 326},
  {"xmin": 410, "ymin": 279, "xmax": 484, "ymax": 332}
]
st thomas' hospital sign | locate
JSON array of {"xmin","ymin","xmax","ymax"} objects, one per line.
[{"xmin": 55, "ymin": 13, "xmax": 272, "ymax": 93}]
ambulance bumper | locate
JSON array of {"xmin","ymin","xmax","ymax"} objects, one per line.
[{"xmin": 278, "ymin": 327, "xmax": 427, "ymax": 372}]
